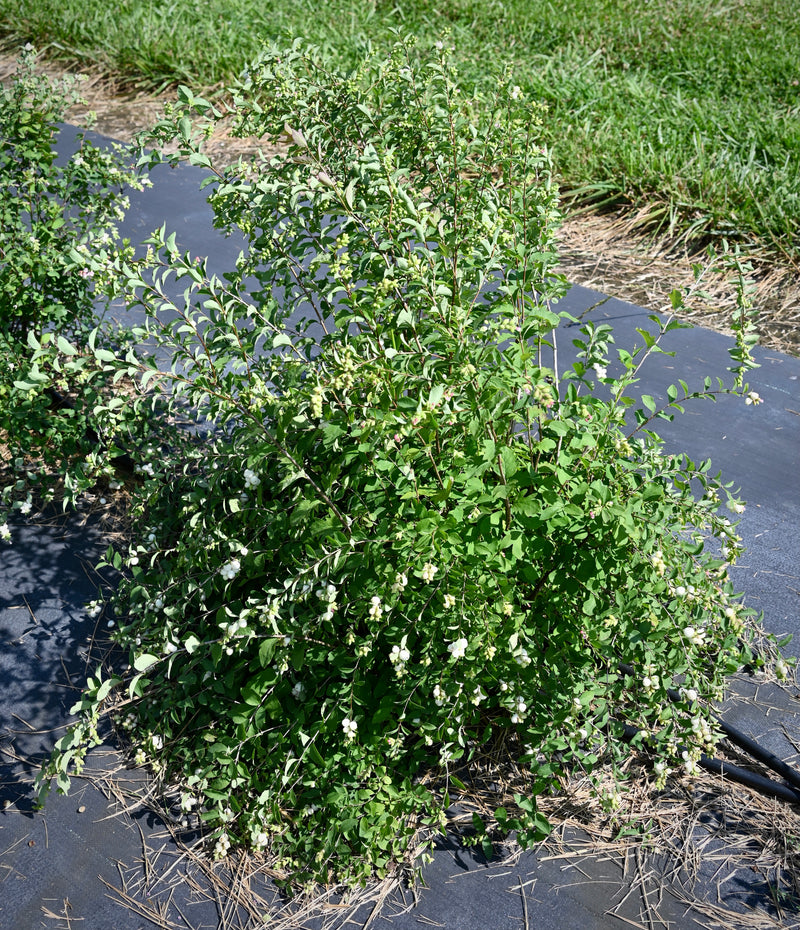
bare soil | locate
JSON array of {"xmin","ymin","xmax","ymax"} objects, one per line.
[{"xmin": 3, "ymin": 50, "xmax": 798, "ymax": 358}]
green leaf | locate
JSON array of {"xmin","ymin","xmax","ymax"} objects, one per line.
[
  {"xmin": 56, "ymin": 335, "xmax": 77, "ymax": 355},
  {"xmin": 481, "ymin": 836, "xmax": 494, "ymax": 861},
  {"xmin": 189, "ymin": 152, "xmax": 212, "ymax": 168},
  {"xmin": 259, "ymin": 638, "xmax": 277, "ymax": 667},
  {"xmin": 636, "ymin": 328, "xmax": 656, "ymax": 348},
  {"xmin": 500, "ymin": 447, "xmax": 518, "ymax": 479},
  {"xmin": 134, "ymin": 654, "xmax": 159, "ymax": 672},
  {"xmin": 94, "ymin": 677, "xmax": 119, "ymax": 703},
  {"xmin": 428, "ymin": 384, "xmax": 445, "ymax": 408},
  {"xmin": 279, "ymin": 469, "xmax": 305, "ymax": 491}
]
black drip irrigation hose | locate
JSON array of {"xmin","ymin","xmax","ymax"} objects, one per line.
[
  {"xmin": 618, "ymin": 663, "xmax": 800, "ymax": 804},
  {"xmin": 619, "ymin": 722, "xmax": 800, "ymax": 805}
]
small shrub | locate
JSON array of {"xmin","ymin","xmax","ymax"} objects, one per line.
[
  {"xmin": 0, "ymin": 45, "xmax": 147, "ymax": 525},
  {"xmin": 34, "ymin": 40, "xmax": 778, "ymax": 887}
]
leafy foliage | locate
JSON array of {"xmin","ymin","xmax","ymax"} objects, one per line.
[
  {"xmin": 0, "ymin": 46, "xmax": 147, "ymax": 519},
  {"xmin": 25, "ymin": 41, "xmax": 779, "ymax": 887}
]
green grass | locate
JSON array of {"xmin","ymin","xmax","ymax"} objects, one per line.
[{"xmin": 2, "ymin": 0, "xmax": 799, "ymax": 262}]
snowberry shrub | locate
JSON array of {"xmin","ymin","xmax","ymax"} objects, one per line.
[
  {"xmin": 37, "ymin": 39, "xmax": 775, "ymax": 886},
  {"xmin": 0, "ymin": 46, "xmax": 147, "ymax": 525}
]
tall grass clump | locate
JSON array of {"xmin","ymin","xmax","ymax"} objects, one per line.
[{"xmin": 2, "ymin": 1, "xmax": 799, "ymax": 258}]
